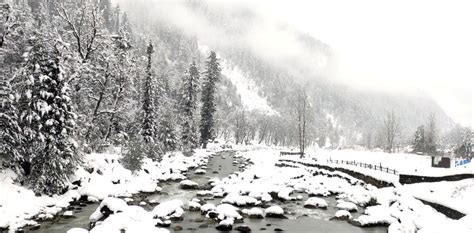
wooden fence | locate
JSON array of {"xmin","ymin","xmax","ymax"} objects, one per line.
[
  {"xmin": 280, "ymin": 151, "xmax": 304, "ymax": 156},
  {"xmin": 326, "ymin": 158, "xmax": 399, "ymax": 175}
]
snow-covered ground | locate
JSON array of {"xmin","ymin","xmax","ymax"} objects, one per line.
[
  {"xmin": 0, "ymin": 144, "xmax": 221, "ymax": 232},
  {"xmin": 1, "ymin": 144, "xmax": 473, "ymax": 232},
  {"xmin": 306, "ymin": 149, "xmax": 474, "ymax": 181},
  {"xmin": 403, "ymin": 179, "xmax": 474, "ymax": 215},
  {"xmin": 198, "ymin": 43, "xmax": 278, "ymax": 116},
  {"xmin": 220, "ymin": 60, "xmax": 277, "ymax": 115},
  {"xmin": 246, "ymin": 147, "xmax": 474, "ymax": 232}
]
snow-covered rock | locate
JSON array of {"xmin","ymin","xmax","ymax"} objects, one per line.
[
  {"xmin": 200, "ymin": 203, "xmax": 216, "ymax": 214},
  {"xmin": 331, "ymin": 210, "xmax": 352, "ymax": 220},
  {"xmin": 90, "ymin": 205, "xmax": 168, "ymax": 233},
  {"xmin": 222, "ymin": 192, "xmax": 260, "ymax": 206},
  {"xmin": 90, "ymin": 197, "xmax": 128, "ymax": 222},
  {"xmin": 195, "ymin": 169, "xmax": 206, "ymax": 175},
  {"xmin": 336, "ymin": 201, "xmax": 358, "ymax": 212},
  {"xmin": 196, "ymin": 190, "xmax": 213, "ymax": 197},
  {"xmin": 265, "ymin": 205, "xmax": 286, "ymax": 218},
  {"xmin": 179, "ymin": 180, "xmax": 199, "ymax": 189},
  {"xmin": 152, "ymin": 200, "xmax": 184, "ymax": 219},
  {"xmin": 216, "ymin": 218, "xmax": 234, "ymax": 231},
  {"xmin": 304, "ymin": 197, "xmax": 328, "ymax": 209},
  {"xmin": 67, "ymin": 228, "xmax": 89, "ymax": 233},
  {"xmin": 350, "ymin": 205, "xmax": 396, "ymax": 227},
  {"xmin": 244, "ymin": 207, "xmax": 264, "ymax": 219},
  {"xmin": 307, "ymin": 187, "xmax": 331, "ymax": 197},
  {"xmin": 62, "ymin": 210, "xmax": 75, "ymax": 218},
  {"xmin": 214, "ymin": 204, "xmax": 242, "ymax": 221},
  {"xmin": 277, "ymin": 187, "xmax": 295, "ymax": 201},
  {"xmin": 188, "ymin": 201, "xmax": 201, "ymax": 211}
]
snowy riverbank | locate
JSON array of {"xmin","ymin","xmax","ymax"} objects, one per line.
[
  {"xmin": 0, "ymin": 144, "xmax": 223, "ymax": 232},
  {"xmin": 1, "ymin": 145, "xmax": 473, "ymax": 233}
]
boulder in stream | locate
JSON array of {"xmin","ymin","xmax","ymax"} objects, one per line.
[
  {"xmin": 303, "ymin": 197, "xmax": 328, "ymax": 209},
  {"xmin": 265, "ymin": 206, "xmax": 287, "ymax": 219},
  {"xmin": 179, "ymin": 180, "xmax": 199, "ymax": 190}
]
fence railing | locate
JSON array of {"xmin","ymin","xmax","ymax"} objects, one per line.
[
  {"xmin": 280, "ymin": 151, "xmax": 304, "ymax": 156},
  {"xmin": 326, "ymin": 158, "xmax": 399, "ymax": 175}
]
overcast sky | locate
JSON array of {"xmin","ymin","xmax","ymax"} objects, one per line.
[
  {"xmin": 255, "ymin": 0, "xmax": 473, "ymax": 127},
  {"xmin": 118, "ymin": 0, "xmax": 473, "ymax": 128}
]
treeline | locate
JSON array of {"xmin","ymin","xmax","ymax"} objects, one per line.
[{"xmin": 0, "ymin": 0, "xmax": 221, "ymax": 195}]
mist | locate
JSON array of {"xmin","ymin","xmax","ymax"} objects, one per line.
[
  {"xmin": 114, "ymin": 0, "xmax": 472, "ymax": 127},
  {"xmin": 114, "ymin": 0, "xmax": 330, "ymax": 81}
]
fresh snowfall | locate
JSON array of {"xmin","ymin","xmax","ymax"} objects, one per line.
[{"xmin": 0, "ymin": 0, "xmax": 473, "ymax": 233}]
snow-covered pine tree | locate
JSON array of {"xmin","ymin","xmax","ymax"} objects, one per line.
[
  {"xmin": 21, "ymin": 32, "xmax": 79, "ymax": 195},
  {"xmin": 200, "ymin": 51, "xmax": 221, "ymax": 148},
  {"xmin": 180, "ymin": 61, "xmax": 200, "ymax": 156},
  {"xmin": 413, "ymin": 125, "xmax": 425, "ymax": 153},
  {"xmin": 141, "ymin": 41, "xmax": 156, "ymax": 143},
  {"xmin": 0, "ymin": 78, "xmax": 23, "ymax": 172},
  {"xmin": 157, "ymin": 75, "xmax": 178, "ymax": 152}
]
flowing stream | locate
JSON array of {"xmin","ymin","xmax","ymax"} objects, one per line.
[{"xmin": 30, "ymin": 150, "xmax": 387, "ymax": 233}]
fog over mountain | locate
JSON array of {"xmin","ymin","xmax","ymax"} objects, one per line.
[{"xmin": 115, "ymin": 0, "xmax": 458, "ymax": 146}]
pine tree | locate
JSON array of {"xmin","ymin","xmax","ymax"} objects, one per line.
[
  {"xmin": 21, "ymin": 34, "xmax": 79, "ymax": 195},
  {"xmin": 200, "ymin": 51, "xmax": 221, "ymax": 148},
  {"xmin": 141, "ymin": 41, "xmax": 156, "ymax": 143},
  {"xmin": 413, "ymin": 125, "xmax": 425, "ymax": 153},
  {"xmin": 0, "ymin": 78, "xmax": 23, "ymax": 172},
  {"xmin": 180, "ymin": 61, "xmax": 200, "ymax": 156},
  {"xmin": 157, "ymin": 75, "xmax": 178, "ymax": 152}
]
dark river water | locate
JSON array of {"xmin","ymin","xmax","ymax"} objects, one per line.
[{"xmin": 30, "ymin": 151, "xmax": 387, "ymax": 233}]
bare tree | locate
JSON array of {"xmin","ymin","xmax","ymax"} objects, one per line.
[
  {"xmin": 424, "ymin": 113, "xmax": 438, "ymax": 154},
  {"xmin": 383, "ymin": 110, "xmax": 400, "ymax": 153},
  {"xmin": 294, "ymin": 86, "xmax": 308, "ymax": 157},
  {"xmin": 56, "ymin": 0, "xmax": 100, "ymax": 62}
]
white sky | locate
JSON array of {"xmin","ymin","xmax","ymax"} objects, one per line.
[{"xmin": 254, "ymin": 0, "xmax": 473, "ymax": 127}]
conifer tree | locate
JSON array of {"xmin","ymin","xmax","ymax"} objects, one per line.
[
  {"xmin": 21, "ymin": 33, "xmax": 79, "ymax": 195},
  {"xmin": 0, "ymin": 79, "xmax": 23, "ymax": 172},
  {"xmin": 157, "ymin": 75, "xmax": 178, "ymax": 152},
  {"xmin": 413, "ymin": 125, "xmax": 425, "ymax": 153},
  {"xmin": 141, "ymin": 41, "xmax": 156, "ymax": 143},
  {"xmin": 200, "ymin": 51, "xmax": 221, "ymax": 148},
  {"xmin": 180, "ymin": 61, "xmax": 200, "ymax": 156}
]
